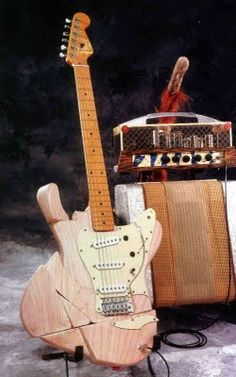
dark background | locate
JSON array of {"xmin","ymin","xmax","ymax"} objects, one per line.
[{"xmin": 0, "ymin": 0, "xmax": 236, "ymax": 244}]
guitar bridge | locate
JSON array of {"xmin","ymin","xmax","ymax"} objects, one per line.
[{"xmin": 101, "ymin": 296, "xmax": 133, "ymax": 316}]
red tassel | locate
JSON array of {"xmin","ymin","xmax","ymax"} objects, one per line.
[{"xmin": 157, "ymin": 89, "xmax": 191, "ymax": 123}]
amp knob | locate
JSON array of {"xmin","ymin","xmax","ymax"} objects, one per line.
[
  {"xmin": 161, "ymin": 154, "xmax": 171, "ymax": 164},
  {"xmin": 205, "ymin": 153, "xmax": 212, "ymax": 161},
  {"xmin": 182, "ymin": 155, "xmax": 190, "ymax": 163},
  {"xmin": 172, "ymin": 155, "xmax": 180, "ymax": 163},
  {"xmin": 194, "ymin": 154, "xmax": 202, "ymax": 162}
]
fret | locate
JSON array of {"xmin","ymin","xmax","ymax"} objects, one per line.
[
  {"xmin": 79, "ymin": 103, "xmax": 97, "ymax": 111},
  {"xmin": 89, "ymin": 189, "xmax": 111, "ymax": 195},
  {"xmin": 91, "ymin": 214, "xmax": 114, "ymax": 220},
  {"xmin": 74, "ymin": 65, "xmax": 114, "ymax": 231},
  {"xmin": 89, "ymin": 197, "xmax": 112, "ymax": 204},
  {"xmin": 80, "ymin": 113, "xmax": 98, "ymax": 121},
  {"xmin": 89, "ymin": 207, "xmax": 113, "ymax": 213},
  {"xmin": 86, "ymin": 162, "xmax": 106, "ymax": 168},
  {"xmin": 79, "ymin": 97, "xmax": 96, "ymax": 104},
  {"xmin": 90, "ymin": 214, "xmax": 114, "ymax": 220},
  {"xmin": 89, "ymin": 200, "xmax": 112, "ymax": 207},
  {"xmin": 89, "ymin": 203, "xmax": 113, "ymax": 208},
  {"xmin": 79, "ymin": 101, "xmax": 97, "ymax": 111},
  {"xmin": 83, "ymin": 156, "xmax": 105, "ymax": 163}
]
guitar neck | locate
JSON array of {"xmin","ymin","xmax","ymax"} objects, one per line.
[{"xmin": 74, "ymin": 65, "xmax": 114, "ymax": 231}]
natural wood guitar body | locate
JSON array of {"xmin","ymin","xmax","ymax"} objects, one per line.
[{"xmin": 21, "ymin": 183, "xmax": 162, "ymax": 366}]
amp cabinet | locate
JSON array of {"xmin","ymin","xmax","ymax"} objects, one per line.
[{"xmin": 115, "ymin": 180, "xmax": 236, "ymax": 307}]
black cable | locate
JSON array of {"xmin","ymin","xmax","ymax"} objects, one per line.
[
  {"xmin": 147, "ymin": 350, "xmax": 170, "ymax": 377},
  {"xmin": 160, "ymin": 328, "xmax": 207, "ymax": 349}
]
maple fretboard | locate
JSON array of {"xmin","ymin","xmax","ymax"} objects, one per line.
[{"xmin": 74, "ymin": 65, "xmax": 114, "ymax": 231}]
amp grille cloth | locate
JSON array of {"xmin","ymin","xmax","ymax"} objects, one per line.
[{"xmin": 143, "ymin": 181, "xmax": 236, "ymax": 307}]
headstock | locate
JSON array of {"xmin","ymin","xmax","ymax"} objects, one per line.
[{"xmin": 59, "ymin": 13, "xmax": 93, "ymax": 66}]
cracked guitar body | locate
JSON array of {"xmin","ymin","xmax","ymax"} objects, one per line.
[{"xmin": 20, "ymin": 13, "xmax": 162, "ymax": 367}]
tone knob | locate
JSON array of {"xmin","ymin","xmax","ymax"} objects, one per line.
[
  {"xmin": 194, "ymin": 154, "xmax": 202, "ymax": 162},
  {"xmin": 182, "ymin": 155, "xmax": 190, "ymax": 163},
  {"xmin": 161, "ymin": 154, "xmax": 171, "ymax": 164},
  {"xmin": 205, "ymin": 153, "xmax": 212, "ymax": 161},
  {"xmin": 172, "ymin": 155, "xmax": 180, "ymax": 163}
]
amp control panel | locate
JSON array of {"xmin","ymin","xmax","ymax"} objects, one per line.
[{"xmin": 132, "ymin": 151, "xmax": 224, "ymax": 168}]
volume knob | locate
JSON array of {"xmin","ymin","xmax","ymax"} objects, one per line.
[
  {"xmin": 161, "ymin": 154, "xmax": 171, "ymax": 164},
  {"xmin": 172, "ymin": 155, "xmax": 180, "ymax": 163},
  {"xmin": 194, "ymin": 154, "xmax": 202, "ymax": 162},
  {"xmin": 205, "ymin": 153, "xmax": 212, "ymax": 161},
  {"xmin": 182, "ymin": 155, "xmax": 190, "ymax": 163}
]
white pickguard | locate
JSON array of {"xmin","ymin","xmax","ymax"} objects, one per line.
[{"xmin": 77, "ymin": 208, "xmax": 156, "ymax": 315}]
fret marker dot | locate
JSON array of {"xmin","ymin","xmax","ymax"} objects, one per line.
[{"xmin": 100, "ymin": 202, "xmax": 103, "ymax": 205}]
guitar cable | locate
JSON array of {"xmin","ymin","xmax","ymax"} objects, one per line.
[{"xmin": 145, "ymin": 166, "xmax": 235, "ymax": 376}]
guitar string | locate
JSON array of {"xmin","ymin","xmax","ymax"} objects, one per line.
[
  {"xmin": 82, "ymin": 66, "xmax": 114, "ymax": 298},
  {"xmin": 83, "ymin": 65, "xmax": 125, "ymax": 310},
  {"xmin": 78, "ymin": 66, "xmax": 113, "ymax": 303},
  {"xmin": 82, "ymin": 65, "xmax": 124, "ymax": 310},
  {"xmin": 77, "ymin": 65, "xmax": 129, "ymax": 314},
  {"xmin": 75, "ymin": 66, "xmax": 106, "ymax": 304}
]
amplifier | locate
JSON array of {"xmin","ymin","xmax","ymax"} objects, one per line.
[
  {"xmin": 113, "ymin": 112, "xmax": 236, "ymax": 172},
  {"xmin": 115, "ymin": 180, "xmax": 236, "ymax": 307}
]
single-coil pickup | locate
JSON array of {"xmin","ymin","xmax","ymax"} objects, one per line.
[
  {"xmin": 98, "ymin": 285, "xmax": 127, "ymax": 294},
  {"xmin": 94, "ymin": 261, "xmax": 124, "ymax": 270},
  {"xmin": 93, "ymin": 236, "xmax": 119, "ymax": 249}
]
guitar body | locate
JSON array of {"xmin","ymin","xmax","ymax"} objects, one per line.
[{"xmin": 21, "ymin": 183, "xmax": 162, "ymax": 366}]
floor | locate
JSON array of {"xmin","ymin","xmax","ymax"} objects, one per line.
[{"xmin": 1, "ymin": 240, "xmax": 236, "ymax": 377}]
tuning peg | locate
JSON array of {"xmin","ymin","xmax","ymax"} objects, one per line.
[
  {"xmin": 61, "ymin": 38, "xmax": 68, "ymax": 43},
  {"xmin": 64, "ymin": 24, "xmax": 71, "ymax": 29},
  {"xmin": 63, "ymin": 31, "xmax": 69, "ymax": 36},
  {"xmin": 65, "ymin": 18, "xmax": 71, "ymax": 24},
  {"xmin": 60, "ymin": 45, "xmax": 67, "ymax": 51},
  {"xmin": 59, "ymin": 52, "xmax": 66, "ymax": 58}
]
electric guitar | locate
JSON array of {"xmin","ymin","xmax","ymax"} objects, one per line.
[{"xmin": 20, "ymin": 12, "xmax": 162, "ymax": 367}]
